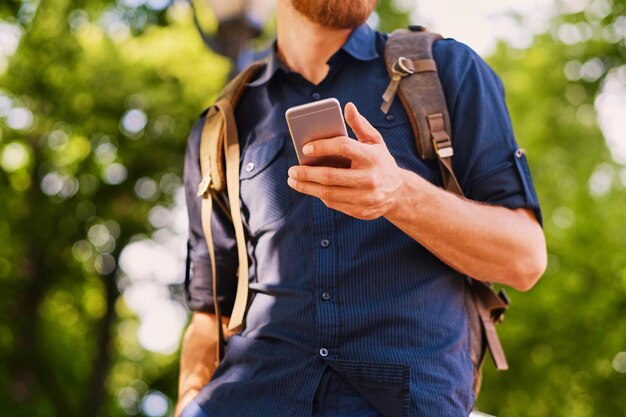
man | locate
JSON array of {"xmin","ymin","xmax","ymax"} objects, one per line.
[{"xmin": 177, "ymin": 0, "xmax": 547, "ymax": 416}]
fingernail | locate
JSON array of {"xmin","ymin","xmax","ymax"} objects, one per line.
[
  {"xmin": 287, "ymin": 178, "xmax": 297, "ymax": 188},
  {"xmin": 288, "ymin": 167, "xmax": 297, "ymax": 178},
  {"xmin": 302, "ymin": 144, "xmax": 313, "ymax": 155}
]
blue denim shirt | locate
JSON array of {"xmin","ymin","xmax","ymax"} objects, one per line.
[{"xmin": 184, "ymin": 24, "xmax": 541, "ymax": 417}]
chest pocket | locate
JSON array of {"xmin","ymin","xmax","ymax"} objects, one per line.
[{"xmin": 240, "ymin": 134, "xmax": 292, "ymax": 234}]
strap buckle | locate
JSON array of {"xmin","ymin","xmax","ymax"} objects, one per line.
[
  {"xmin": 433, "ymin": 141, "xmax": 454, "ymax": 158},
  {"xmin": 196, "ymin": 174, "xmax": 212, "ymax": 197},
  {"xmin": 392, "ymin": 56, "xmax": 415, "ymax": 77},
  {"xmin": 427, "ymin": 113, "xmax": 454, "ymax": 158}
]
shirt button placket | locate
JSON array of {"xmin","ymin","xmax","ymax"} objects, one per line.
[{"xmin": 313, "ymin": 200, "xmax": 338, "ymax": 362}]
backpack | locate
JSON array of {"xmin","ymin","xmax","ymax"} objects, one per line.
[{"xmin": 193, "ymin": 26, "xmax": 510, "ymax": 396}]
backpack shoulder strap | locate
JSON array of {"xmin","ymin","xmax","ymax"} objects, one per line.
[
  {"xmin": 382, "ymin": 28, "xmax": 462, "ymax": 195},
  {"xmin": 383, "ymin": 28, "xmax": 510, "ymax": 394},
  {"xmin": 196, "ymin": 61, "xmax": 266, "ymax": 362},
  {"xmin": 198, "ymin": 61, "xmax": 267, "ymax": 196}
]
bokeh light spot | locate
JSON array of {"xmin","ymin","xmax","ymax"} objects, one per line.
[
  {"xmin": 148, "ymin": 206, "xmax": 170, "ymax": 228},
  {"xmin": 103, "ymin": 163, "xmax": 128, "ymax": 185},
  {"xmin": 612, "ymin": 352, "xmax": 626, "ymax": 373},
  {"xmin": 47, "ymin": 129, "xmax": 69, "ymax": 150},
  {"xmin": 6, "ymin": 107, "xmax": 34, "ymax": 130},
  {"xmin": 40, "ymin": 172, "xmax": 79, "ymax": 199},
  {"xmin": 146, "ymin": 0, "xmax": 171, "ymax": 11},
  {"xmin": 94, "ymin": 142, "xmax": 118, "ymax": 165},
  {"xmin": 95, "ymin": 254, "xmax": 116, "ymax": 275},
  {"xmin": 41, "ymin": 172, "xmax": 64, "ymax": 196},
  {"xmin": 121, "ymin": 109, "xmax": 147, "ymax": 137},
  {"xmin": 136, "ymin": 301, "xmax": 187, "ymax": 354},
  {"xmin": 551, "ymin": 206, "xmax": 575, "ymax": 229},
  {"xmin": 119, "ymin": 240, "xmax": 180, "ymax": 284},
  {"xmin": 117, "ymin": 386, "xmax": 140, "ymax": 414},
  {"xmin": 0, "ymin": 94, "xmax": 13, "ymax": 116},
  {"xmin": 72, "ymin": 240, "xmax": 94, "ymax": 263},
  {"xmin": 588, "ymin": 163, "xmax": 615, "ymax": 197},
  {"xmin": 1, "ymin": 142, "xmax": 30, "ymax": 172},
  {"xmin": 135, "ymin": 177, "xmax": 159, "ymax": 201},
  {"xmin": 88, "ymin": 224, "xmax": 113, "ymax": 248},
  {"xmin": 140, "ymin": 390, "xmax": 169, "ymax": 417},
  {"xmin": 580, "ymin": 58, "xmax": 605, "ymax": 82}
]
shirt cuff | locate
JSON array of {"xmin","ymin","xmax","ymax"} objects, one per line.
[
  {"xmin": 466, "ymin": 150, "xmax": 543, "ymax": 226},
  {"xmin": 184, "ymin": 262, "xmax": 236, "ymax": 316}
]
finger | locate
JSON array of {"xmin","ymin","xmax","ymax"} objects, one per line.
[
  {"xmin": 288, "ymin": 165, "xmax": 372, "ymax": 187},
  {"xmin": 344, "ymin": 102, "xmax": 384, "ymax": 145},
  {"xmin": 287, "ymin": 177, "xmax": 377, "ymax": 205},
  {"xmin": 302, "ymin": 136, "xmax": 371, "ymax": 164}
]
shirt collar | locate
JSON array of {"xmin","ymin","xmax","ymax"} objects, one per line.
[
  {"xmin": 248, "ymin": 23, "xmax": 379, "ymax": 88},
  {"xmin": 340, "ymin": 23, "xmax": 379, "ymax": 62},
  {"xmin": 247, "ymin": 44, "xmax": 282, "ymax": 87}
]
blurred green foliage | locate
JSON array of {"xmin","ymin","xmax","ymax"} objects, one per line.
[
  {"xmin": 0, "ymin": 0, "xmax": 625, "ymax": 416},
  {"xmin": 0, "ymin": 1, "xmax": 227, "ymax": 416},
  {"xmin": 478, "ymin": 1, "xmax": 626, "ymax": 416}
]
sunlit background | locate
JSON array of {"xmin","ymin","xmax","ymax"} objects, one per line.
[{"xmin": 1, "ymin": 0, "xmax": 625, "ymax": 416}]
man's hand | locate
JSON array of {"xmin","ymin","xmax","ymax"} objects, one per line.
[{"xmin": 287, "ymin": 102, "xmax": 404, "ymax": 220}]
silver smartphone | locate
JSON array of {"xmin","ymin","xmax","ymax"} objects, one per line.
[{"xmin": 285, "ymin": 98, "xmax": 352, "ymax": 168}]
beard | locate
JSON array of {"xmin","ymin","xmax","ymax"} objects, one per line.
[{"xmin": 291, "ymin": 0, "xmax": 376, "ymax": 29}]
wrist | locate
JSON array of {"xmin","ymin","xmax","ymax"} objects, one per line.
[{"xmin": 385, "ymin": 169, "xmax": 429, "ymax": 222}]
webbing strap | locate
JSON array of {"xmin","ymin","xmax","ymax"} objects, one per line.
[
  {"xmin": 215, "ymin": 98, "xmax": 249, "ymax": 331},
  {"xmin": 197, "ymin": 109, "xmax": 225, "ymax": 363},
  {"xmin": 481, "ymin": 312, "xmax": 509, "ymax": 370},
  {"xmin": 200, "ymin": 193, "xmax": 225, "ymax": 364},
  {"xmin": 427, "ymin": 113, "xmax": 462, "ymax": 195},
  {"xmin": 471, "ymin": 283, "xmax": 510, "ymax": 370}
]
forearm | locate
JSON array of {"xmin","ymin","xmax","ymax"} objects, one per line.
[
  {"xmin": 176, "ymin": 312, "xmax": 229, "ymax": 417},
  {"xmin": 385, "ymin": 169, "xmax": 547, "ymax": 291}
]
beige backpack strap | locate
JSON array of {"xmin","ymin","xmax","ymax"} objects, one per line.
[
  {"xmin": 215, "ymin": 98, "xmax": 249, "ymax": 332},
  {"xmin": 196, "ymin": 62, "xmax": 266, "ymax": 362},
  {"xmin": 196, "ymin": 108, "xmax": 226, "ymax": 364}
]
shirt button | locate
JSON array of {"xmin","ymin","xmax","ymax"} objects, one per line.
[
  {"xmin": 320, "ymin": 239, "xmax": 330, "ymax": 248},
  {"xmin": 319, "ymin": 348, "xmax": 329, "ymax": 357},
  {"xmin": 386, "ymin": 114, "xmax": 395, "ymax": 122},
  {"xmin": 515, "ymin": 148, "xmax": 525, "ymax": 158},
  {"xmin": 245, "ymin": 162, "xmax": 255, "ymax": 172},
  {"xmin": 321, "ymin": 291, "xmax": 331, "ymax": 301},
  {"xmin": 312, "ymin": 92, "xmax": 321, "ymax": 100}
]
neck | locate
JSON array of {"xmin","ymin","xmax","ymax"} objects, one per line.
[{"xmin": 276, "ymin": 1, "xmax": 353, "ymax": 85}]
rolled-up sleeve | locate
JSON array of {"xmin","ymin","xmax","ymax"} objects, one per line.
[
  {"xmin": 183, "ymin": 113, "xmax": 238, "ymax": 315},
  {"xmin": 434, "ymin": 39, "xmax": 542, "ymax": 225}
]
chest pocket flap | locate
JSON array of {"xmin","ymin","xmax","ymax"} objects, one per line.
[
  {"xmin": 239, "ymin": 134, "xmax": 291, "ymax": 233},
  {"xmin": 240, "ymin": 135, "xmax": 286, "ymax": 180}
]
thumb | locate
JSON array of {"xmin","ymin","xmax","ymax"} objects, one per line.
[{"xmin": 344, "ymin": 102, "xmax": 383, "ymax": 144}]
